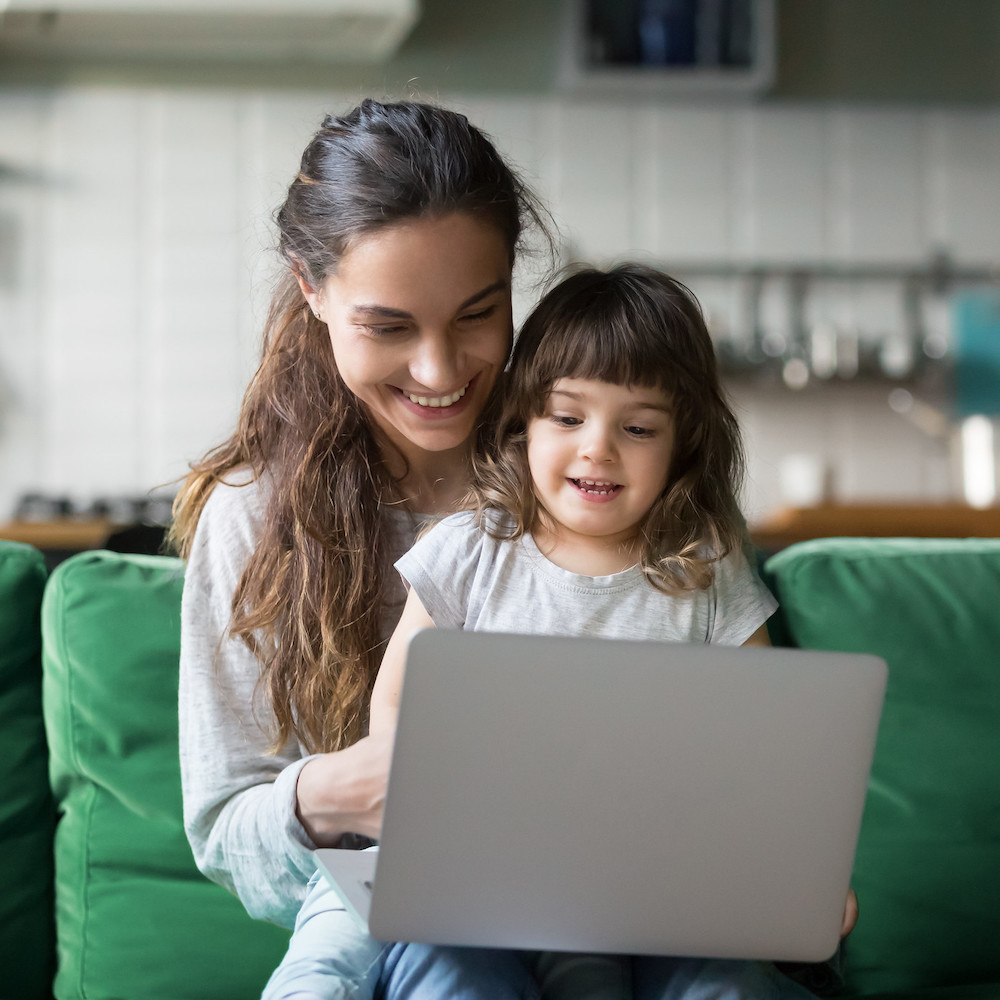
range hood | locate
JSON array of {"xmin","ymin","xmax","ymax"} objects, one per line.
[{"xmin": 0, "ymin": 0, "xmax": 421, "ymax": 62}]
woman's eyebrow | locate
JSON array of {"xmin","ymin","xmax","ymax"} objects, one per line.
[
  {"xmin": 350, "ymin": 279, "xmax": 508, "ymax": 320},
  {"xmin": 351, "ymin": 303, "xmax": 411, "ymax": 320},
  {"xmin": 458, "ymin": 279, "xmax": 508, "ymax": 310}
]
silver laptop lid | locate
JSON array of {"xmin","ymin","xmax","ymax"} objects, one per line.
[{"xmin": 370, "ymin": 630, "xmax": 886, "ymax": 962}]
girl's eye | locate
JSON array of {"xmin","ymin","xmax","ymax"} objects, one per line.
[
  {"xmin": 553, "ymin": 415, "xmax": 582, "ymax": 427},
  {"xmin": 625, "ymin": 425, "xmax": 655, "ymax": 437}
]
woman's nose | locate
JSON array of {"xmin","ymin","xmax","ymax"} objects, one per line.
[{"xmin": 409, "ymin": 334, "xmax": 460, "ymax": 391}]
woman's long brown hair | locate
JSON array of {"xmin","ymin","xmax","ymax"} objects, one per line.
[
  {"xmin": 169, "ymin": 100, "xmax": 549, "ymax": 753},
  {"xmin": 469, "ymin": 263, "xmax": 746, "ymax": 594}
]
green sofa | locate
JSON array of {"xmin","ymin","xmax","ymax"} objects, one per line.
[{"xmin": 1, "ymin": 536, "xmax": 999, "ymax": 999}]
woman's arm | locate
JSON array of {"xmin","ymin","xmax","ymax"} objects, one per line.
[{"xmin": 179, "ymin": 479, "xmax": 319, "ymax": 928}]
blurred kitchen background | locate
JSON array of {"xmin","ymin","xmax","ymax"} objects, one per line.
[{"xmin": 1, "ymin": 0, "xmax": 999, "ymax": 562}]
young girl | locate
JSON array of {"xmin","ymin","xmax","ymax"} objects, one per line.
[{"xmin": 264, "ymin": 263, "xmax": 852, "ymax": 999}]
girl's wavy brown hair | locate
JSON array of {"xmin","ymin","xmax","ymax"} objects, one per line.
[
  {"xmin": 470, "ymin": 263, "xmax": 746, "ymax": 594},
  {"xmin": 169, "ymin": 99, "xmax": 549, "ymax": 753}
]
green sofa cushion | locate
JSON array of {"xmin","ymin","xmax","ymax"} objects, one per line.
[
  {"xmin": 42, "ymin": 550, "xmax": 290, "ymax": 1000},
  {"xmin": 0, "ymin": 541, "xmax": 55, "ymax": 1000},
  {"xmin": 763, "ymin": 538, "xmax": 1000, "ymax": 998}
]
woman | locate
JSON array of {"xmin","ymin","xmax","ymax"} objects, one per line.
[{"xmin": 171, "ymin": 98, "xmax": 550, "ymax": 998}]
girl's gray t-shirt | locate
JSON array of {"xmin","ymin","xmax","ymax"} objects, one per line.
[{"xmin": 396, "ymin": 511, "xmax": 777, "ymax": 646}]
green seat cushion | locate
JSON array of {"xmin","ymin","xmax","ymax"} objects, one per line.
[
  {"xmin": 0, "ymin": 541, "xmax": 55, "ymax": 999},
  {"xmin": 42, "ymin": 550, "xmax": 289, "ymax": 1000},
  {"xmin": 764, "ymin": 538, "xmax": 1000, "ymax": 998}
]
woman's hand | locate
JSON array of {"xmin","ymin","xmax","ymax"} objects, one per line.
[
  {"xmin": 840, "ymin": 888, "xmax": 859, "ymax": 938},
  {"xmin": 295, "ymin": 728, "xmax": 395, "ymax": 845}
]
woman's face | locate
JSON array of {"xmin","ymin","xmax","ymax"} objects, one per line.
[{"xmin": 303, "ymin": 213, "xmax": 513, "ymax": 470}]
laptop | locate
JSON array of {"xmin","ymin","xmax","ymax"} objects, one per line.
[{"xmin": 316, "ymin": 629, "xmax": 886, "ymax": 963}]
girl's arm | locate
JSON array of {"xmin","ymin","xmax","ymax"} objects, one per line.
[
  {"xmin": 741, "ymin": 622, "xmax": 771, "ymax": 646},
  {"xmin": 295, "ymin": 590, "xmax": 434, "ymax": 846},
  {"xmin": 369, "ymin": 587, "xmax": 436, "ymax": 734}
]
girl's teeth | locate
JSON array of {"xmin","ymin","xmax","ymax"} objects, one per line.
[
  {"xmin": 407, "ymin": 384, "xmax": 468, "ymax": 408},
  {"xmin": 575, "ymin": 479, "xmax": 618, "ymax": 493}
]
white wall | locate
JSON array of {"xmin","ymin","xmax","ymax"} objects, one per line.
[{"xmin": 1, "ymin": 88, "xmax": 998, "ymax": 522}]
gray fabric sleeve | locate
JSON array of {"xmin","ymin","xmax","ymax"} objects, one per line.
[
  {"xmin": 394, "ymin": 513, "xmax": 483, "ymax": 628},
  {"xmin": 709, "ymin": 545, "xmax": 779, "ymax": 645},
  {"xmin": 178, "ymin": 477, "xmax": 318, "ymax": 929}
]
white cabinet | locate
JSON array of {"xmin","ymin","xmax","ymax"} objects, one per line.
[{"xmin": 0, "ymin": 0, "xmax": 420, "ymax": 62}]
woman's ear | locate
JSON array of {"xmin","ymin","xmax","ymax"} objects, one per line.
[{"xmin": 291, "ymin": 264, "xmax": 324, "ymax": 321}]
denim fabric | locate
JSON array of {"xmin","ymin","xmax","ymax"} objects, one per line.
[
  {"xmin": 261, "ymin": 875, "xmax": 388, "ymax": 1000},
  {"xmin": 261, "ymin": 873, "xmax": 539, "ymax": 1000},
  {"xmin": 531, "ymin": 953, "xmax": 818, "ymax": 1000},
  {"xmin": 263, "ymin": 872, "xmax": 820, "ymax": 1000},
  {"xmin": 632, "ymin": 956, "xmax": 818, "ymax": 1000},
  {"xmin": 534, "ymin": 951, "xmax": 631, "ymax": 999}
]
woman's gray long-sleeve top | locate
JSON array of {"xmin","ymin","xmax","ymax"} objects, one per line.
[{"xmin": 178, "ymin": 476, "xmax": 425, "ymax": 928}]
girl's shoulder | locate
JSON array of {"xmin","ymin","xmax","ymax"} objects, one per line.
[
  {"xmin": 435, "ymin": 507, "xmax": 517, "ymax": 539},
  {"xmin": 407, "ymin": 508, "xmax": 515, "ymax": 562}
]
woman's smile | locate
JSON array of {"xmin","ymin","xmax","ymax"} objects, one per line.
[
  {"xmin": 305, "ymin": 213, "xmax": 513, "ymax": 468},
  {"xmin": 395, "ymin": 374, "xmax": 477, "ymax": 417}
]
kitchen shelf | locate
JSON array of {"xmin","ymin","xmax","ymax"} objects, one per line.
[
  {"xmin": 749, "ymin": 502, "xmax": 1000, "ymax": 552},
  {"xmin": 557, "ymin": 0, "xmax": 776, "ymax": 98}
]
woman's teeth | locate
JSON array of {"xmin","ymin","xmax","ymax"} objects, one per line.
[{"xmin": 406, "ymin": 384, "xmax": 468, "ymax": 408}]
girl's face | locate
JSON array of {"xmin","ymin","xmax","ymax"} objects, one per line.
[
  {"xmin": 301, "ymin": 212, "xmax": 513, "ymax": 472},
  {"xmin": 526, "ymin": 377, "xmax": 675, "ymax": 566}
]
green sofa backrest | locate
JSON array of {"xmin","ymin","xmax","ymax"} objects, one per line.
[
  {"xmin": 0, "ymin": 541, "xmax": 56, "ymax": 1000},
  {"xmin": 42, "ymin": 550, "xmax": 289, "ymax": 1000},
  {"xmin": 764, "ymin": 538, "xmax": 1000, "ymax": 998},
  {"xmin": 19, "ymin": 538, "xmax": 1000, "ymax": 998}
]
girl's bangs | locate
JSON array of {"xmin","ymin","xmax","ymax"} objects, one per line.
[{"xmin": 528, "ymin": 312, "xmax": 668, "ymax": 394}]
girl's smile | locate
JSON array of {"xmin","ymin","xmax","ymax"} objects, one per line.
[{"xmin": 568, "ymin": 478, "xmax": 623, "ymax": 500}]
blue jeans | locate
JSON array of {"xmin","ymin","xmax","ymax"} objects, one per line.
[
  {"xmin": 262, "ymin": 871, "xmax": 820, "ymax": 1000},
  {"xmin": 533, "ymin": 954, "xmax": 818, "ymax": 1000},
  {"xmin": 261, "ymin": 873, "xmax": 538, "ymax": 1000},
  {"xmin": 633, "ymin": 956, "xmax": 817, "ymax": 1000}
]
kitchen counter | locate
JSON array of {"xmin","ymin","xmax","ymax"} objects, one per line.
[
  {"xmin": 750, "ymin": 502, "xmax": 1000, "ymax": 551},
  {"xmin": 0, "ymin": 519, "xmax": 119, "ymax": 552}
]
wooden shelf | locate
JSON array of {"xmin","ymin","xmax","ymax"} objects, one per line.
[
  {"xmin": 0, "ymin": 519, "xmax": 119, "ymax": 552},
  {"xmin": 750, "ymin": 503, "xmax": 1000, "ymax": 552}
]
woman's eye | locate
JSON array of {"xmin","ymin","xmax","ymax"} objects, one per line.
[
  {"xmin": 360, "ymin": 324, "xmax": 407, "ymax": 337},
  {"xmin": 460, "ymin": 305, "xmax": 497, "ymax": 323}
]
